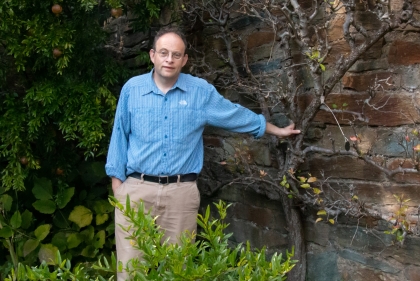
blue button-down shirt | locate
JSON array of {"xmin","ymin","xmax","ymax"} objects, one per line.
[{"xmin": 105, "ymin": 70, "xmax": 266, "ymax": 182}]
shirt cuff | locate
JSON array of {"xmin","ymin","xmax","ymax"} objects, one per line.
[
  {"xmin": 254, "ymin": 114, "xmax": 267, "ymax": 139},
  {"xmin": 105, "ymin": 165, "xmax": 127, "ymax": 182}
]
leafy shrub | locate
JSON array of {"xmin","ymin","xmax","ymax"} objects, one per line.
[
  {"xmin": 108, "ymin": 197, "xmax": 297, "ymax": 280},
  {"xmin": 5, "ymin": 199, "xmax": 296, "ymax": 280}
]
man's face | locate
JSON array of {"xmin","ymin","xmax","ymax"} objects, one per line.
[{"xmin": 150, "ymin": 33, "xmax": 188, "ymax": 83}]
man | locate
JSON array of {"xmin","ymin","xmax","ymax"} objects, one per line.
[{"xmin": 105, "ymin": 26, "xmax": 300, "ymax": 280}]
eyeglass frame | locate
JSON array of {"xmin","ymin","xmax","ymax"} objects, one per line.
[{"xmin": 152, "ymin": 49, "xmax": 186, "ymax": 60}]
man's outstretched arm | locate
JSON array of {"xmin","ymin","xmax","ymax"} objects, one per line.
[{"xmin": 265, "ymin": 122, "xmax": 301, "ymax": 138}]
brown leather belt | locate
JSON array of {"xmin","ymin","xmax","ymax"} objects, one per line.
[{"xmin": 128, "ymin": 172, "xmax": 198, "ymax": 184}]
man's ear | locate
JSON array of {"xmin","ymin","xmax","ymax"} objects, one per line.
[
  {"xmin": 182, "ymin": 54, "xmax": 188, "ymax": 67},
  {"xmin": 149, "ymin": 49, "xmax": 155, "ymax": 64}
]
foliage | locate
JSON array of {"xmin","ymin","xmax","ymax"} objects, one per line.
[
  {"xmin": 125, "ymin": 0, "xmax": 175, "ymax": 32},
  {"xmin": 0, "ymin": 0, "xmax": 130, "ymax": 192},
  {"xmin": 0, "ymin": 0, "xmax": 172, "ymax": 277},
  {"xmin": 5, "ymin": 252, "xmax": 115, "ymax": 281},
  {"xmin": 0, "ymin": 163, "xmax": 115, "ymax": 280},
  {"xmin": 106, "ymin": 197, "xmax": 297, "ymax": 280},
  {"xmin": 4, "ymin": 199, "xmax": 295, "ymax": 280},
  {"xmin": 384, "ymin": 194, "xmax": 412, "ymax": 244}
]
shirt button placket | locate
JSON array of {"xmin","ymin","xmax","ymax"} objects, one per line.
[{"xmin": 162, "ymin": 95, "xmax": 169, "ymax": 175}]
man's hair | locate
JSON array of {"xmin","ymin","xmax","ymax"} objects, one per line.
[{"xmin": 153, "ymin": 27, "xmax": 188, "ymax": 53}]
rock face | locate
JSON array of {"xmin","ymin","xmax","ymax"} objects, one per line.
[{"xmin": 104, "ymin": 3, "xmax": 420, "ymax": 280}]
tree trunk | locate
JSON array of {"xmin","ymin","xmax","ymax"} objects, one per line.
[{"xmin": 280, "ymin": 193, "xmax": 306, "ymax": 281}]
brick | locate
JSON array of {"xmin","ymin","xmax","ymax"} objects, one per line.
[
  {"xmin": 327, "ymin": 15, "xmax": 346, "ymax": 42},
  {"xmin": 349, "ymin": 58, "xmax": 389, "ymax": 73},
  {"xmin": 342, "ymin": 72, "xmax": 398, "ymax": 92},
  {"xmin": 247, "ymin": 31, "xmax": 275, "ymax": 49},
  {"xmin": 354, "ymin": 12, "xmax": 383, "ymax": 30},
  {"xmin": 416, "ymin": 0, "xmax": 420, "ymax": 10},
  {"xmin": 203, "ymin": 136, "xmax": 224, "ymax": 148},
  {"xmin": 307, "ymin": 155, "xmax": 386, "ymax": 181},
  {"xmin": 404, "ymin": 265, "xmax": 420, "ymax": 281},
  {"xmin": 400, "ymin": 66, "xmax": 420, "ymax": 90},
  {"xmin": 324, "ymin": 40, "xmax": 351, "ymax": 64},
  {"xmin": 388, "ymin": 40, "xmax": 420, "ymax": 65},
  {"xmin": 387, "ymin": 159, "xmax": 420, "ymax": 183},
  {"xmin": 324, "ymin": 37, "xmax": 383, "ymax": 64},
  {"xmin": 321, "ymin": 181, "xmax": 420, "ymax": 206},
  {"xmin": 313, "ymin": 125, "xmax": 377, "ymax": 155},
  {"xmin": 302, "ymin": 91, "xmax": 420, "ymax": 126},
  {"xmin": 123, "ymin": 32, "xmax": 149, "ymax": 48},
  {"xmin": 390, "ymin": 0, "xmax": 404, "ymax": 11},
  {"xmin": 230, "ymin": 202, "xmax": 273, "ymax": 227}
]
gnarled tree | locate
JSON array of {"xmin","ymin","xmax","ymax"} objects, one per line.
[{"xmin": 181, "ymin": 0, "xmax": 419, "ymax": 279}]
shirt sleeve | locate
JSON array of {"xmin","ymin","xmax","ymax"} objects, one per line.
[
  {"xmin": 105, "ymin": 85, "xmax": 131, "ymax": 182},
  {"xmin": 204, "ymin": 84, "xmax": 266, "ymax": 138}
]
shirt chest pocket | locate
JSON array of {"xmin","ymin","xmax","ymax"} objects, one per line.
[
  {"xmin": 170, "ymin": 109, "xmax": 203, "ymax": 144},
  {"xmin": 131, "ymin": 108, "xmax": 161, "ymax": 143}
]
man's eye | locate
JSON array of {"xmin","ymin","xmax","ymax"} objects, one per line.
[
  {"xmin": 160, "ymin": 51, "xmax": 168, "ymax": 56},
  {"xmin": 173, "ymin": 53, "xmax": 182, "ymax": 59}
]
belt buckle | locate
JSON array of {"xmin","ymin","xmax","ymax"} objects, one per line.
[{"xmin": 159, "ymin": 175, "xmax": 169, "ymax": 185}]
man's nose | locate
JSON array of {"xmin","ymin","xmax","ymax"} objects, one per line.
[{"xmin": 165, "ymin": 53, "xmax": 175, "ymax": 62}]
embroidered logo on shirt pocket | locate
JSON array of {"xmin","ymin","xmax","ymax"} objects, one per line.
[{"xmin": 179, "ymin": 100, "xmax": 187, "ymax": 106}]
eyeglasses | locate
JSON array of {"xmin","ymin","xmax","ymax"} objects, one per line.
[{"xmin": 153, "ymin": 49, "xmax": 184, "ymax": 60}]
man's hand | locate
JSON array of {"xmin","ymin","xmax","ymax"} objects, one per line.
[
  {"xmin": 265, "ymin": 122, "xmax": 301, "ymax": 138},
  {"xmin": 112, "ymin": 177, "xmax": 123, "ymax": 194}
]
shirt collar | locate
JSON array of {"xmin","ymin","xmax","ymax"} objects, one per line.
[{"xmin": 140, "ymin": 69, "xmax": 187, "ymax": 96}]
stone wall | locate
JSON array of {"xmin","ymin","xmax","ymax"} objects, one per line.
[{"xmin": 104, "ymin": 0, "xmax": 420, "ymax": 279}]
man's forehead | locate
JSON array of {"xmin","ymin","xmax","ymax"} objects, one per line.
[{"xmin": 155, "ymin": 33, "xmax": 186, "ymax": 50}]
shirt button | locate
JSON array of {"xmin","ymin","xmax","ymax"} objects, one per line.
[
  {"xmin": 165, "ymin": 97, "xmax": 168, "ymax": 101},
  {"xmin": 165, "ymin": 135, "xmax": 168, "ymax": 138},
  {"xmin": 165, "ymin": 116, "xmax": 167, "ymax": 119},
  {"xmin": 163, "ymin": 153, "xmax": 167, "ymax": 156}
]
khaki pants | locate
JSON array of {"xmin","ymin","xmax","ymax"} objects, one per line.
[{"xmin": 113, "ymin": 176, "xmax": 200, "ymax": 281}]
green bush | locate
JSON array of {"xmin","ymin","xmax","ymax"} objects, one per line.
[
  {"xmin": 109, "ymin": 198, "xmax": 296, "ymax": 280},
  {"xmin": 0, "ymin": 0, "xmax": 172, "ymax": 278},
  {"xmin": 5, "ymin": 199, "xmax": 296, "ymax": 280}
]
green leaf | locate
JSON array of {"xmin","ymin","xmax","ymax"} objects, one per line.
[
  {"xmin": 32, "ymin": 200, "xmax": 56, "ymax": 214},
  {"xmin": 38, "ymin": 244, "xmax": 59, "ymax": 265},
  {"xmin": 52, "ymin": 232, "xmax": 68, "ymax": 252},
  {"xmin": 32, "ymin": 178, "xmax": 53, "ymax": 200},
  {"xmin": 34, "ymin": 224, "xmax": 51, "ymax": 241},
  {"xmin": 23, "ymin": 239, "xmax": 40, "ymax": 257},
  {"xmin": 93, "ymin": 230, "xmax": 105, "ymax": 249},
  {"xmin": 10, "ymin": 210, "xmax": 22, "ymax": 229},
  {"xmin": 81, "ymin": 245, "xmax": 97, "ymax": 258},
  {"xmin": 96, "ymin": 213, "xmax": 109, "ymax": 225},
  {"xmin": 21, "ymin": 209, "xmax": 33, "ymax": 229},
  {"xmin": 0, "ymin": 226, "xmax": 13, "ymax": 238},
  {"xmin": 56, "ymin": 187, "xmax": 75, "ymax": 209},
  {"xmin": 80, "ymin": 225, "xmax": 95, "ymax": 242},
  {"xmin": 69, "ymin": 206, "xmax": 93, "ymax": 228},
  {"xmin": 319, "ymin": 64, "xmax": 326, "ymax": 71},
  {"xmin": 0, "ymin": 194, "xmax": 13, "ymax": 212},
  {"xmin": 300, "ymin": 183, "xmax": 311, "ymax": 188},
  {"xmin": 93, "ymin": 200, "xmax": 114, "ymax": 214},
  {"xmin": 53, "ymin": 213, "xmax": 70, "ymax": 229},
  {"xmin": 67, "ymin": 233, "xmax": 83, "ymax": 249}
]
